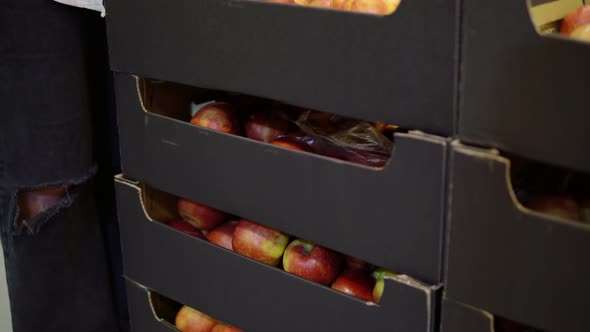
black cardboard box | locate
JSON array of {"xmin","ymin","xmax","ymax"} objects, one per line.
[
  {"xmin": 126, "ymin": 279, "xmax": 178, "ymax": 332},
  {"xmin": 105, "ymin": 0, "xmax": 458, "ymax": 135},
  {"xmin": 114, "ymin": 73, "xmax": 448, "ymax": 283},
  {"xmin": 444, "ymin": 142, "xmax": 590, "ymax": 332},
  {"xmin": 440, "ymin": 298, "xmax": 495, "ymax": 332},
  {"xmin": 459, "ymin": 0, "xmax": 590, "ymax": 173},
  {"xmin": 117, "ymin": 178, "xmax": 442, "ymax": 332}
]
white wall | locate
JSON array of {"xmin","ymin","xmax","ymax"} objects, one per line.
[{"xmin": 0, "ymin": 242, "xmax": 13, "ymax": 332}]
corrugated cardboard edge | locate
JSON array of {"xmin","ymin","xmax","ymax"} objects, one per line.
[
  {"xmin": 125, "ymin": 277, "xmax": 175, "ymax": 328},
  {"xmin": 392, "ymin": 274, "xmax": 442, "ymax": 332},
  {"xmin": 115, "ymin": 175, "xmax": 156, "ymax": 224}
]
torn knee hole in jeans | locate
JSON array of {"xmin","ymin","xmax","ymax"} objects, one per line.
[
  {"xmin": 9, "ymin": 166, "xmax": 97, "ymax": 236},
  {"xmin": 15, "ymin": 184, "xmax": 78, "ymax": 236}
]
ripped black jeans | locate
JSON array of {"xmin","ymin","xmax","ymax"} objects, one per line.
[{"xmin": 1, "ymin": 0, "xmax": 120, "ymax": 331}]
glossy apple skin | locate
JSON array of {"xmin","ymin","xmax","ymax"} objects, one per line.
[
  {"xmin": 175, "ymin": 306, "xmax": 217, "ymax": 332},
  {"xmin": 167, "ymin": 219, "xmax": 205, "ymax": 239},
  {"xmin": 561, "ymin": 5, "xmax": 590, "ymax": 35},
  {"xmin": 244, "ymin": 111, "xmax": 291, "ymax": 143},
  {"xmin": 283, "ymin": 239, "xmax": 344, "ymax": 285},
  {"xmin": 211, "ymin": 324, "xmax": 243, "ymax": 332},
  {"xmin": 178, "ymin": 198, "xmax": 228, "ymax": 231},
  {"xmin": 526, "ymin": 195, "xmax": 581, "ymax": 221},
  {"xmin": 190, "ymin": 102, "xmax": 241, "ymax": 135},
  {"xmin": 206, "ymin": 221, "xmax": 238, "ymax": 251},
  {"xmin": 232, "ymin": 220, "xmax": 290, "ymax": 266},
  {"xmin": 372, "ymin": 268, "xmax": 397, "ymax": 303},
  {"xmin": 332, "ymin": 269, "xmax": 376, "ymax": 301},
  {"xmin": 271, "ymin": 136, "xmax": 312, "ymax": 152}
]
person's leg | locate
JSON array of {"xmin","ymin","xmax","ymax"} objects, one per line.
[{"xmin": 0, "ymin": 0, "xmax": 119, "ymax": 331}]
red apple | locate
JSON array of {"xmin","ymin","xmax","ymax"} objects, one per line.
[
  {"xmin": 331, "ymin": 269, "xmax": 376, "ymax": 301},
  {"xmin": 206, "ymin": 221, "xmax": 238, "ymax": 251},
  {"xmin": 244, "ymin": 111, "xmax": 291, "ymax": 143},
  {"xmin": 561, "ymin": 5, "xmax": 590, "ymax": 35},
  {"xmin": 190, "ymin": 102, "xmax": 240, "ymax": 135},
  {"xmin": 372, "ymin": 268, "xmax": 397, "ymax": 303},
  {"xmin": 271, "ymin": 136, "xmax": 312, "ymax": 152},
  {"xmin": 526, "ymin": 195, "xmax": 581, "ymax": 221},
  {"xmin": 283, "ymin": 239, "xmax": 344, "ymax": 285},
  {"xmin": 167, "ymin": 219, "xmax": 205, "ymax": 239},
  {"xmin": 345, "ymin": 255, "xmax": 371, "ymax": 271},
  {"xmin": 211, "ymin": 324, "xmax": 243, "ymax": 332},
  {"xmin": 232, "ymin": 220, "xmax": 290, "ymax": 266},
  {"xmin": 178, "ymin": 198, "xmax": 228, "ymax": 231},
  {"xmin": 175, "ymin": 306, "xmax": 217, "ymax": 332}
]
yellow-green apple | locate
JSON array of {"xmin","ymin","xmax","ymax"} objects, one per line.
[
  {"xmin": 271, "ymin": 136, "xmax": 312, "ymax": 152},
  {"xmin": 283, "ymin": 239, "xmax": 344, "ymax": 285},
  {"xmin": 571, "ymin": 24, "xmax": 590, "ymax": 41},
  {"xmin": 232, "ymin": 220, "xmax": 290, "ymax": 266},
  {"xmin": 244, "ymin": 111, "xmax": 291, "ymax": 143},
  {"xmin": 331, "ymin": 269, "xmax": 376, "ymax": 301},
  {"xmin": 190, "ymin": 102, "xmax": 240, "ymax": 135},
  {"xmin": 342, "ymin": 0, "xmax": 400, "ymax": 14},
  {"xmin": 561, "ymin": 5, "xmax": 590, "ymax": 35},
  {"xmin": 178, "ymin": 198, "xmax": 228, "ymax": 231},
  {"xmin": 211, "ymin": 324, "xmax": 243, "ymax": 332},
  {"xmin": 372, "ymin": 268, "xmax": 397, "ymax": 303},
  {"xmin": 167, "ymin": 219, "xmax": 205, "ymax": 239},
  {"xmin": 206, "ymin": 221, "xmax": 238, "ymax": 251},
  {"xmin": 526, "ymin": 195, "xmax": 581, "ymax": 221},
  {"xmin": 175, "ymin": 306, "xmax": 217, "ymax": 332}
]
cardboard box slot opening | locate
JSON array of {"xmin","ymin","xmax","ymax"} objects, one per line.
[
  {"xmin": 135, "ymin": 182, "xmax": 425, "ymax": 303},
  {"xmin": 135, "ymin": 76, "xmax": 398, "ymax": 169}
]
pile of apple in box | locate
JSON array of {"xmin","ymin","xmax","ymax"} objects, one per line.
[
  {"xmin": 260, "ymin": 0, "xmax": 400, "ymax": 15},
  {"xmin": 188, "ymin": 91, "xmax": 397, "ymax": 168},
  {"xmin": 164, "ymin": 196, "xmax": 396, "ymax": 332}
]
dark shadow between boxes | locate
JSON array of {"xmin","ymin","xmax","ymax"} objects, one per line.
[
  {"xmin": 445, "ymin": 142, "xmax": 590, "ymax": 332},
  {"xmin": 114, "ymin": 74, "xmax": 448, "ymax": 283},
  {"xmin": 116, "ymin": 177, "xmax": 441, "ymax": 332}
]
